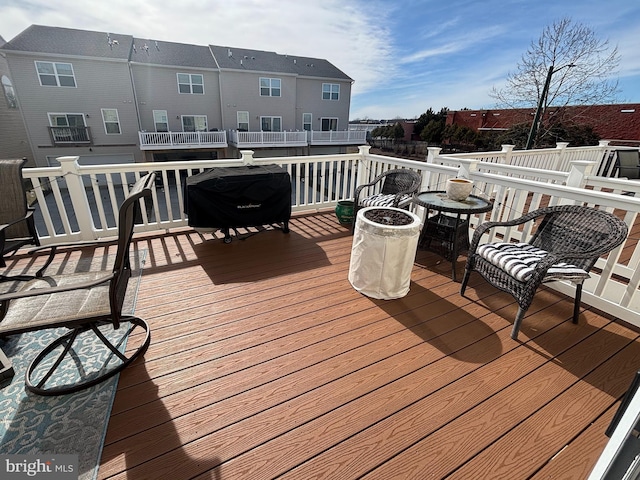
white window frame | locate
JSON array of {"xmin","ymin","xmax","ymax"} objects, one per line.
[
  {"xmin": 237, "ymin": 111, "xmax": 249, "ymax": 131},
  {"xmin": 177, "ymin": 73, "xmax": 204, "ymax": 94},
  {"xmin": 101, "ymin": 108, "xmax": 121, "ymax": 135},
  {"xmin": 322, "ymin": 83, "xmax": 340, "ymax": 101},
  {"xmin": 259, "ymin": 77, "xmax": 281, "ymax": 97},
  {"xmin": 181, "ymin": 115, "xmax": 208, "ymax": 132},
  {"xmin": 35, "ymin": 61, "xmax": 77, "ymax": 87},
  {"xmin": 48, "ymin": 112, "xmax": 86, "ymax": 128},
  {"xmin": 302, "ymin": 113, "xmax": 312, "ymax": 131},
  {"xmin": 260, "ymin": 116, "xmax": 282, "ymax": 132},
  {"xmin": 321, "ymin": 117, "xmax": 338, "ymax": 131},
  {"xmin": 153, "ymin": 110, "xmax": 169, "ymax": 132}
]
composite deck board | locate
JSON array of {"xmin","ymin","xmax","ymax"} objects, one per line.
[
  {"xmin": 5, "ymin": 211, "xmax": 632, "ymax": 479},
  {"xmin": 95, "ymin": 212, "xmax": 638, "ymax": 479}
]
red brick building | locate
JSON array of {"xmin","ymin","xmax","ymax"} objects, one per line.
[{"xmin": 446, "ymin": 104, "xmax": 640, "ymax": 144}]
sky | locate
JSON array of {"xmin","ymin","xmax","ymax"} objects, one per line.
[{"xmin": 1, "ymin": 0, "xmax": 639, "ymax": 121}]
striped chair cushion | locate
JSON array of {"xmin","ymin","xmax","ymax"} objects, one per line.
[
  {"xmin": 360, "ymin": 193, "xmax": 412, "ymax": 208},
  {"xmin": 477, "ymin": 242, "xmax": 590, "ymax": 282}
]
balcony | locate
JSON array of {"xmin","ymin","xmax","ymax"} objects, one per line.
[
  {"xmin": 228, "ymin": 129, "xmax": 368, "ymax": 148},
  {"xmin": 138, "ymin": 130, "xmax": 228, "ymax": 150},
  {"xmin": 49, "ymin": 125, "xmax": 92, "ymax": 145},
  {"xmin": 228, "ymin": 130, "xmax": 308, "ymax": 148},
  {"xmin": 6, "ymin": 142, "xmax": 640, "ymax": 478},
  {"xmin": 309, "ymin": 129, "xmax": 367, "ymax": 145}
]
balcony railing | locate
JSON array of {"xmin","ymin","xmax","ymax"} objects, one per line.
[
  {"xmin": 227, "ymin": 130, "xmax": 368, "ymax": 148},
  {"xmin": 228, "ymin": 130, "xmax": 308, "ymax": 148},
  {"xmin": 49, "ymin": 126, "xmax": 92, "ymax": 145},
  {"xmin": 17, "ymin": 142, "xmax": 640, "ymax": 335},
  {"xmin": 309, "ymin": 130, "xmax": 367, "ymax": 145},
  {"xmin": 138, "ymin": 131, "xmax": 228, "ymax": 150}
]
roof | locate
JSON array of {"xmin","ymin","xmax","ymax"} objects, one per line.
[
  {"xmin": 209, "ymin": 45, "xmax": 352, "ymax": 81},
  {"xmin": 0, "ymin": 25, "xmax": 351, "ymax": 80},
  {"xmin": 0, "ymin": 25, "xmax": 133, "ymax": 60},
  {"xmin": 130, "ymin": 39, "xmax": 217, "ymax": 69}
]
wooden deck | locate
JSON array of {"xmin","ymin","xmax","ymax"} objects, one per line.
[{"xmin": 95, "ymin": 211, "xmax": 640, "ymax": 480}]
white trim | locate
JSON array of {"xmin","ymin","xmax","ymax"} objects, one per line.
[
  {"xmin": 101, "ymin": 108, "xmax": 121, "ymax": 135},
  {"xmin": 35, "ymin": 60, "xmax": 77, "ymax": 88},
  {"xmin": 177, "ymin": 72, "xmax": 204, "ymax": 94}
]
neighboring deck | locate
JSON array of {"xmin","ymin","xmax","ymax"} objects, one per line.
[{"xmin": 48, "ymin": 211, "xmax": 640, "ymax": 478}]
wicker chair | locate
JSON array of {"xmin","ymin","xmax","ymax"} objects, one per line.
[
  {"xmin": 352, "ymin": 168, "xmax": 422, "ymax": 231},
  {"xmin": 0, "ymin": 158, "xmax": 40, "ymax": 275},
  {"xmin": 460, "ymin": 205, "xmax": 628, "ymax": 340},
  {"xmin": 0, "ymin": 173, "xmax": 155, "ymax": 395}
]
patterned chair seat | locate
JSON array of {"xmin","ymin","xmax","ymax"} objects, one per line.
[
  {"xmin": 359, "ymin": 193, "xmax": 412, "ymax": 208},
  {"xmin": 477, "ymin": 242, "xmax": 590, "ymax": 283}
]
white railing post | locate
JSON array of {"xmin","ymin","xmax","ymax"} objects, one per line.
[
  {"xmin": 566, "ymin": 160, "xmax": 596, "ymax": 188},
  {"xmin": 357, "ymin": 145, "xmax": 370, "ymax": 185},
  {"xmin": 241, "ymin": 150, "xmax": 255, "ymax": 165},
  {"xmin": 554, "ymin": 142, "xmax": 570, "ymax": 171},
  {"xmin": 457, "ymin": 158, "xmax": 479, "ymax": 180},
  {"xmin": 56, "ymin": 156, "xmax": 96, "ymax": 240},
  {"xmin": 423, "ymin": 147, "xmax": 442, "ymax": 191},
  {"xmin": 501, "ymin": 144, "xmax": 515, "ymax": 164}
]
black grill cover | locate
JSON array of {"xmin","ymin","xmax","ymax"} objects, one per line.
[{"xmin": 184, "ymin": 164, "xmax": 292, "ymax": 229}]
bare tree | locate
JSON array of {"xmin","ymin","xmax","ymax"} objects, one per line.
[{"xmin": 491, "ymin": 18, "xmax": 620, "ymax": 147}]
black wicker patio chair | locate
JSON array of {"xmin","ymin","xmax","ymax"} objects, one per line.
[
  {"xmin": 460, "ymin": 205, "xmax": 628, "ymax": 340},
  {"xmin": 352, "ymin": 168, "xmax": 422, "ymax": 231},
  {"xmin": 0, "ymin": 173, "xmax": 155, "ymax": 395},
  {"xmin": 0, "ymin": 158, "xmax": 40, "ymax": 278}
]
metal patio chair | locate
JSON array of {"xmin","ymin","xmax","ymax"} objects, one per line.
[
  {"xmin": 615, "ymin": 150, "xmax": 640, "ymax": 180},
  {"xmin": 352, "ymin": 168, "xmax": 422, "ymax": 231},
  {"xmin": 460, "ymin": 205, "xmax": 628, "ymax": 340},
  {"xmin": 0, "ymin": 173, "xmax": 155, "ymax": 395},
  {"xmin": 0, "ymin": 158, "xmax": 40, "ymax": 277}
]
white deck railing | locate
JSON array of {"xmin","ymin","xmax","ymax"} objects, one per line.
[
  {"xmin": 16, "ymin": 143, "xmax": 640, "ymax": 332},
  {"xmin": 228, "ymin": 130, "xmax": 308, "ymax": 148},
  {"xmin": 309, "ymin": 130, "xmax": 367, "ymax": 145},
  {"xmin": 138, "ymin": 131, "xmax": 228, "ymax": 150}
]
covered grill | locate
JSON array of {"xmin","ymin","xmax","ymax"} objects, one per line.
[{"xmin": 184, "ymin": 164, "xmax": 292, "ymax": 242}]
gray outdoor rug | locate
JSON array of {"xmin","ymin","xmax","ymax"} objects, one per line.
[{"xmin": 0, "ymin": 249, "xmax": 146, "ymax": 480}]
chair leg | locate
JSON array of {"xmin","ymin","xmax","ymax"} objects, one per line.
[
  {"xmin": 460, "ymin": 268, "xmax": 471, "ymax": 296},
  {"xmin": 511, "ymin": 307, "xmax": 527, "ymax": 340},
  {"xmin": 572, "ymin": 283, "xmax": 583, "ymax": 324},
  {"xmin": 25, "ymin": 316, "xmax": 151, "ymax": 396}
]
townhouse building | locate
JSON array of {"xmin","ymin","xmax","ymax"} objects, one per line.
[
  {"xmin": 0, "ymin": 25, "xmax": 363, "ymax": 167},
  {"xmin": 0, "ymin": 35, "xmax": 32, "ymax": 164}
]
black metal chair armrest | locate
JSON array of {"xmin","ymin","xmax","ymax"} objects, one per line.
[{"xmin": 28, "ymin": 238, "xmax": 118, "ymax": 277}]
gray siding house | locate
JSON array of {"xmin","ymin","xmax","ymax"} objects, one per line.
[
  {"xmin": 0, "ymin": 25, "xmax": 361, "ymax": 166},
  {"xmin": 0, "ymin": 34, "xmax": 47, "ymax": 165}
]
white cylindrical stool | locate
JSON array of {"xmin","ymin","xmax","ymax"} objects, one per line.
[{"xmin": 348, "ymin": 206, "xmax": 421, "ymax": 299}]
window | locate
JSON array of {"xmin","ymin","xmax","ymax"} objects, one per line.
[
  {"xmin": 1, "ymin": 75, "xmax": 17, "ymax": 108},
  {"xmin": 260, "ymin": 116, "xmax": 282, "ymax": 132},
  {"xmin": 177, "ymin": 73, "xmax": 204, "ymax": 94},
  {"xmin": 49, "ymin": 113, "xmax": 85, "ymax": 128},
  {"xmin": 237, "ymin": 111, "xmax": 249, "ymax": 131},
  {"xmin": 35, "ymin": 61, "xmax": 76, "ymax": 87},
  {"xmin": 321, "ymin": 118, "xmax": 338, "ymax": 131},
  {"xmin": 302, "ymin": 113, "xmax": 312, "ymax": 131},
  {"xmin": 48, "ymin": 113, "xmax": 88, "ymax": 142},
  {"xmin": 101, "ymin": 108, "xmax": 121, "ymax": 134},
  {"xmin": 322, "ymin": 83, "xmax": 339, "ymax": 100},
  {"xmin": 260, "ymin": 77, "xmax": 281, "ymax": 97},
  {"xmin": 182, "ymin": 115, "xmax": 207, "ymax": 132},
  {"xmin": 153, "ymin": 110, "xmax": 168, "ymax": 132}
]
